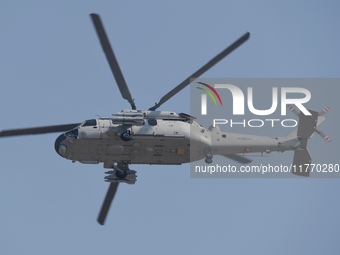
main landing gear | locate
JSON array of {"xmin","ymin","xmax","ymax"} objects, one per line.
[
  {"xmin": 205, "ymin": 153, "xmax": 213, "ymax": 164},
  {"xmin": 104, "ymin": 162, "xmax": 137, "ymax": 184}
]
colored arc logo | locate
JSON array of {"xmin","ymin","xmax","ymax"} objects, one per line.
[{"xmin": 196, "ymin": 82, "xmax": 223, "ymax": 106}]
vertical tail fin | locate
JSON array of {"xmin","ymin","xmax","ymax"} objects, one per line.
[{"xmin": 292, "ymin": 149, "xmax": 312, "ymax": 176}]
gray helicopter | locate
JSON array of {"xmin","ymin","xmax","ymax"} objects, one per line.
[{"xmin": 0, "ymin": 14, "xmax": 329, "ymax": 225}]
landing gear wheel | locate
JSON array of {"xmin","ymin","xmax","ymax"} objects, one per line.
[
  {"xmin": 120, "ymin": 131, "xmax": 132, "ymax": 141},
  {"xmin": 205, "ymin": 153, "xmax": 213, "ymax": 164},
  {"xmin": 116, "ymin": 170, "xmax": 127, "ymax": 179}
]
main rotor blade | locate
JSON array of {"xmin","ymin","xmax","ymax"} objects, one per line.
[
  {"xmin": 90, "ymin": 13, "xmax": 136, "ymax": 110},
  {"xmin": 97, "ymin": 182, "xmax": 119, "ymax": 225},
  {"xmin": 149, "ymin": 32, "xmax": 250, "ymax": 111},
  {"xmin": 0, "ymin": 123, "xmax": 80, "ymax": 137}
]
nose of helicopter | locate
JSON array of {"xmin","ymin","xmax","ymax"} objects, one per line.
[{"xmin": 54, "ymin": 134, "xmax": 67, "ymax": 156}]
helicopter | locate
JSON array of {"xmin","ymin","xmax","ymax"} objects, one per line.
[{"xmin": 0, "ymin": 14, "xmax": 330, "ymax": 225}]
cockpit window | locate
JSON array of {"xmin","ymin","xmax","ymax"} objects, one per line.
[
  {"xmin": 82, "ymin": 119, "xmax": 97, "ymax": 127},
  {"xmin": 65, "ymin": 128, "xmax": 78, "ymax": 138}
]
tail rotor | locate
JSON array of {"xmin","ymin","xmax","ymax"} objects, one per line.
[
  {"xmin": 287, "ymin": 104, "xmax": 331, "ymax": 142},
  {"xmin": 287, "ymin": 105, "xmax": 332, "ymax": 177}
]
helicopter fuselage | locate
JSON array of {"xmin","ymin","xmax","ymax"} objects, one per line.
[
  {"xmin": 55, "ymin": 109, "xmax": 300, "ymax": 168},
  {"xmin": 55, "ymin": 110, "xmax": 192, "ymax": 167}
]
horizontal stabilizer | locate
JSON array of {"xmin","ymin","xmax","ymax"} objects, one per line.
[{"xmin": 292, "ymin": 148, "xmax": 311, "ymax": 177}]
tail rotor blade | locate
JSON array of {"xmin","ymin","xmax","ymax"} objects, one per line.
[
  {"xmin": 97, "ymin": 182, "xmax": 119, "ymax": 225},
  {"xmin": 287, "ymin": 104, "xmax": 300, "ymax": 117},
  {"xmin": 90, "ymin": 13, "xmax": 136, "ymax": 110},
  {"xmin": 149, "ymin": 32, "xmax": 250, "ymax": 111},
  {"xmin": 319, "ymin": 106, "xmax": 330, "ymax": 116},
  {"xmin": 316, "ymin": 129, "xmax": 332, "ymax": 142}
]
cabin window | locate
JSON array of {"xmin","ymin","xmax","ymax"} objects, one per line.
[
  {"xmin": 148, "ymin": 119, "xmax": 157, "ymax": 126},
  {"xmin": 82, "ymin": 119, "xmax": 97, "ymax": 127},
  {"xmin": 222, "ymin": 134, "xmax": 226, "ymax": 138}
]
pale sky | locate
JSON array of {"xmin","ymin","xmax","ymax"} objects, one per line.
[{"xmin": 1, "ymin": 1, "xmax": 339, "ymax": 255}]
